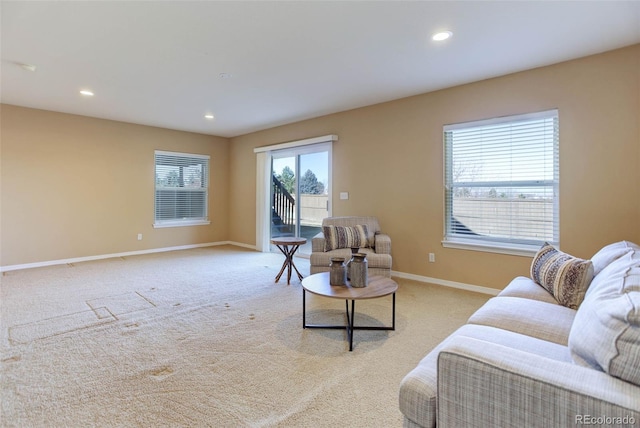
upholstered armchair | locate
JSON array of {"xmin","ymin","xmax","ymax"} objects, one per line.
[{"xmin": 310, "ymin": 216, "xmax": 392, "ymax": 278}]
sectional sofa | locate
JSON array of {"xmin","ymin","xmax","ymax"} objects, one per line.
[{"xmin": 399, "ymin": 241, "xmax": 640, "ymax": 427}]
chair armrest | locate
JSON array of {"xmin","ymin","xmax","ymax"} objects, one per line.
[
  {"xmin": 312, "ymin": 232, "xmax": 326, "ymax": 252},
  {"xmin": 374, "ymin": 233, "xmax": 391, "ymax": 254},
  {"xmin": 437, "ymin": 337, "xmax": 640, "ymax": 428}
]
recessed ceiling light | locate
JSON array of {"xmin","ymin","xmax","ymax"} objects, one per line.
[
  {"xmin": 80, "ymin": 90, "xmax": 94, "ymax": 96},
  {"xmin": 432, "ymin": 31, "xmax": 453, "ymax": 41},
  {"xmin": 18, "ymin": 63, "xmax": 37, "ymax": 72},
  {"xmin": 204, "ymin": 114, "xmax": 215, "ymax": 120}
]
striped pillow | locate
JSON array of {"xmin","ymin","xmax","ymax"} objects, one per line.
[
  {"xmin": 530, "ymin": 242, "xmax": 594, "ymax": 309},
  {"xmin": 323, "ymin": 225, "xmax": 369, "ymax": 252}
]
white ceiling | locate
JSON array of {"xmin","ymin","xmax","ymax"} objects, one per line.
[{"xmin": 2, "ymin": 1, "xmax": 640, "ymax": 138}]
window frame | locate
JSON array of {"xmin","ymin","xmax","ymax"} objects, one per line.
[
  {"xmin": 442, "ymin": 110, "xmax": 559, "ymax": 256},
  {"xmin": 153, "ymin": 150, "xmax": 211, "ymax": 229}
]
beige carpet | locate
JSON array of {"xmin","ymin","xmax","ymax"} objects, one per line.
[{"xmin": 0, "ymin": 246, "xmax": 490, "ymax": 427}]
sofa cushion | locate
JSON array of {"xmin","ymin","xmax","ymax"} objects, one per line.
[
  {"xmin": 498, "ymin": 276, "xmax": 558, "ymax": 304},
  {"xmin": 467, "ymin": 296, "xmax": 576, "ymax": 345},
  {"xmin": 569, "ymin": 250, "xmax": 640, "ymax": 386},
  {"xmin": 530, "ymin": 242, "xmax": 594, "ymax": 309},
  {"xmin": 590, "ymin": 240, "xmax": 640, "ymax": 278},
  {"xmin": 322, "ymin": 224, "xmax": 369, "ymax": 251}
]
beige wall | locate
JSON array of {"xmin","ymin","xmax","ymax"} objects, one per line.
[
  {"xmin": 0, "ymin": 106, "xmax": 230, "ymax": 266},
  {"xmin": 229, "ymin": 44, "xmax": 640, "ymax": 289},
  {"xmin": 2, "ymin": 45, "xmax": 638, "ymax": 288}
]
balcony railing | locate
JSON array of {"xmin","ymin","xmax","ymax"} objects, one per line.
[{"xmin": 272, "ymin": 175, "xmax": 295, "ymax": 235}]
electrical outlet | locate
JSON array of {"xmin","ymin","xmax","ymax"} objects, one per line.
[
  {"xmin": 429, "ymin": 253, "xmax": 435, "ymax": 263},
  {"xmin": 137, "ymin": 233, "xmax": 143, "ymax": 241}
]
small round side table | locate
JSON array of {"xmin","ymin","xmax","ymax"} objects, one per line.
[{"xmin": 271, "ymin": 237, "xmax": 307, "ymax": 285}]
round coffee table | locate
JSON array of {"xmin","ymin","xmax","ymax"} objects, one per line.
[{"xmin": 301, "ymin": 272, "xmax": 397, "ymax": 351}]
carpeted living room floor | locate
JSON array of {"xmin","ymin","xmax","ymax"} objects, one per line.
[{"xmin": 0, "ymin": 245, "xmax": 490, "ymax": 427}]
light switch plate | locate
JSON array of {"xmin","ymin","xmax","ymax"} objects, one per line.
[{"xmin": 340, "ymin": 192, "xmax": 349, "ymax": 200}]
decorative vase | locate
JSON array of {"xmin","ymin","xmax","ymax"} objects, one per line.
[
  {"xmin": 346, "ymin": 247, "xmax": 359, "ymax": 280},
  {"xmin": 329, "ymin": 257, "xmax": 347, "ymax": 286},
  {"xmin": 350, "ymin": 253, "xmax": 368, "ymax": 288}
]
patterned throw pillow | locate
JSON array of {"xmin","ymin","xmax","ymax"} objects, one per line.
[
  {"xmin": 323, "ymin": 225, "xmax": 369, "ymax": 252},
  {"xmin": 530, "ymin": 242, "xmax": 594, "ymax": 309}
]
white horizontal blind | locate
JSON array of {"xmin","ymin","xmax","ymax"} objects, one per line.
[
  {"xmin": 444, "ymin": 110, "xmax": 559, "ymax": 248},
  {"xmin": 154, "ymin": 151, "xmax": 209, "ymax": 225}
]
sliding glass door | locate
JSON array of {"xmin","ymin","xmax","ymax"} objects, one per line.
[{"xmin": 270, "ymin": 144, "xmax": 330, "ymax": 255}]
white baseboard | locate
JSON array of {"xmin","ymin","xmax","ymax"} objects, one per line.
[
  {"xmin": 226, "ymin": 241, "xmax": 258, "ymax": 251},
  {"xmin": 2, "ymin": 244, "xmax": 498, "ymax": 297},
  {"xmin": 0, "ymin": 241, "xmax": 257, "ymax": 272},
  {"xmin": 391, "ymin": 270, "xmax": 500, "ymax": 296}
]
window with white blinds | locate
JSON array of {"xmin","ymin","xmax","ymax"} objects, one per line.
[
  {"xmin": 443, "ymin": 110, "xmax": 559, "ymax": 254},
  {"xmin": 154, "ymin": 151, "xmax": 210, "ymax": 228}
]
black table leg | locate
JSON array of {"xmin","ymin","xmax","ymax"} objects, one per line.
[
  {"xmin": 392, "ymin": 292, "xmax": 396, "ymax": 330},
  {"xmin": 303, "ymin": 292, "xmax": 395, "ymax": 352},
  {"xmin": 347, "ymin": 300, "xmax": 355, "ymax": 351},
  {"xmin": 303, "ymin": 289, "xmax": 306, "ymax": 328}
]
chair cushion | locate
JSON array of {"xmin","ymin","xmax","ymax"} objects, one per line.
[
  {"xmin": 310, "ymin": 247, "xmax": 391, "ymax": 270},
  {"xmin": 322, "ymin": 224, "xmax": 369, "ymax": 251},
  {"xmin": 530, "ymin": 242, "xmax": 594, "ymax": 309},
  {"xmin": 569, "ymin": 249, "xmax": 640, "ymax": 386}
]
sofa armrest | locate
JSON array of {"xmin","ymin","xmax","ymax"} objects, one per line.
[
  {"xmin": 312, "ymin": 232, "xmax": 326, "ymax": 253},
  {"xmin": 437, "ymin": 337, "xmax": 640, "ymax": 428},
  {"xmin": 374, "ymin": 233, "xmax": 391, "ymax": 254}
]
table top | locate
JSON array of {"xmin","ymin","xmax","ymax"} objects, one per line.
[
  {"xmin": 271, "ymin": 237, "xmax": 307, "ymax": 245},
  {"xmin": 302, "ymin": 272, "xmax": 398, "ymax": 300}
]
